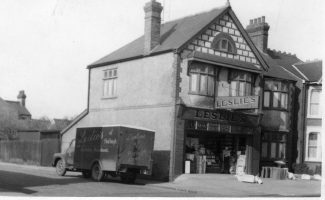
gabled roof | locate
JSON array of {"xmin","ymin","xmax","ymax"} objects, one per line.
[
  {"xmin": 88, "ymin": 5, "xmax": 269, "ymax": 71},
  {"xmin": 293, "ymin": 60, "xmax": 322, "ymax": 82},
  {"xmin": 260, "ymin": 51, "xmax": 299, "ymax": 81},
  {"xmin": 4, "ymin": 100, "xmax": 31, "ymax": 117},
  {"xmin": 266, "ymin": 49, "xmax": 304, "ymax": 80},
  {"xmin": 89, "ymin": 6, "xmax": 229, "ymax": 68}
]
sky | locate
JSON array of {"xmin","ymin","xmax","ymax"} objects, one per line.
[{"xmin": 0, "ymin": 0, "xmax": 323, "ymax": 119}]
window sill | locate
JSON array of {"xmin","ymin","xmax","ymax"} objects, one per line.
[
  {"xmin": 261, "ymin": 158, "xmax": 286, "ymax": 162},
  {"xmin": 262, "ymin": 107, "xmax": 289, "ymax": 112},
  {"xmin": 306, "ymin": 115, "xmax": 322, "ymax": 119},
  {"xmin": 304, "ymin": 159, "xmax": 322, "ymax": 163},
  {"xmin": 188, "ymin": 92, "xmax": 214, "ymax": 97},
  {"xmin": 102, "ymin": 96, "xmax": 118, "ymax": 100}
]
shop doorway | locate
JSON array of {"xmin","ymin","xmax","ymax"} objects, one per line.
[{"xmin": 185, "ymin": 130, "xmax": 248, "ymax": 174}]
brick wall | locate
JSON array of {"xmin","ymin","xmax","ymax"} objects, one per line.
[{"xmin": 185, "ymin": 13, "xmax": 261, "ymax": 67}]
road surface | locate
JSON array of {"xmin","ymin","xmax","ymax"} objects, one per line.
[{"xmin": 0, "ymin": 162, "xmax": 193, "ymax": 197}]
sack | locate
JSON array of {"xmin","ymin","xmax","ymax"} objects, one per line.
[
  {"xmin": 236, "ymin": 174, "xmax": 263, "ymax": 184},
  {"xmin": 301, "ymin": 174, "xmax": 311, "ymax": 180},
  {"xmin": 288, "ymin": 172, "xmax": 296, "ymax": 180}
]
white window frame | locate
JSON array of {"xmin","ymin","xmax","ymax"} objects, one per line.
[
  {"xmin": 307, "ymin": 86, "xmax": 322, "ymax": 118},
  {"xmin": 229, "ymin": 70, "xmax": 253, "ymax": 97},
  {"xmin": 263, "ymin": 80, "xmax": 289, "ymax": 110},
  {"xmin": 102, "ymin": 67, "xmax": 118, "ymax": 98},
  {"xmin": 189, "ymin": 64, "xmax": 215, "ymax": 97},
  {"xmin": 305, "ymin": 126, "xmax": 322, "ymax": 162}
]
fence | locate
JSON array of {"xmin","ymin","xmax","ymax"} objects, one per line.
[{"xmin": 0, "ymin": 139, "xmax": 60, "ymax": 166}]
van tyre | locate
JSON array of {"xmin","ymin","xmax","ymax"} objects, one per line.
[
  {"xmin": 82, "ymin": 170, "xmax": 91, "ymax": 178},
  {"xmin": 91, "ymin": 163, "xmax": 104, "ymax": 182},
  {"xmin": 55, "ymin": 159, "xmax": 66, "ymax": 176}
]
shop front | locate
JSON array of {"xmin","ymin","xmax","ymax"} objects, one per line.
[{"xmin": 180, "ymin": 106, "xmax": 261, "ymax": 175}]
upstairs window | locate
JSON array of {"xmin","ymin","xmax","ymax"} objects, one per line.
[
  {"xmin": 229, "ymin": 70, "xmax": 253, "ymax": 96},
  {"xmin": 216, "ymin": 39, "xmax": 234, "ymax": 53},
  {"xmin": 309, "ymin": 89, "xmax": 321, "ymax": 117},
  {"xmin": 212, "ymin": 33, "xmax": 237, "ymax": 54},
  {"xmin": 263, "ymin": 80, "xmax": 288, "ymax": 110},
  {"xmin": 189, "ymin": 64, "xmax": 215, "ymax": 96},
  {"xmin": 103, "ymin": 68, "xmax": 117, "ymax": 98}
]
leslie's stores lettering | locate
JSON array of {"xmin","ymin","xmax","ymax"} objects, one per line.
[
  {"xmin": 215, "ymin": 96, "xmax": 257, "ymax": 108},
  {"xmin": 194, "ymin": 109, "xmax": 245, "ymax": 123}
]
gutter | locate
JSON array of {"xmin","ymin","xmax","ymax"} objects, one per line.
[{"xmin": 87, "ymin": 49, "xmax": 174, "ymax": 69}]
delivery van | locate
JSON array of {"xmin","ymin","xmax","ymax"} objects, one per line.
[{"xmin": 52, "ymin": 125, "xmax": 155, "ymax": 183}]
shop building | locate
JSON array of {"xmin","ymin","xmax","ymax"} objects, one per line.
[{"xmin": 62, "ymin": 1, "xmax": 302, "ymax": 181}]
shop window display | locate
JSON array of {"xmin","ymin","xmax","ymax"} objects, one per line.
[{"xmin": 185, "ymin": 133, "xmax": 247, "ymax": 174}]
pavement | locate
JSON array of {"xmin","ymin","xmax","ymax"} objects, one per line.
[
  {"xmin": 148, "ymin": 173, "xmax": 322, "ymax": 197},
  {"xmin": 0, "ymin": 161, "xmax": 322, "ymax": 197}
]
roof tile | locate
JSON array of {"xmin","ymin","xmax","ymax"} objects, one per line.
[
  {"xmin": 89, "ymin": 7, "xmax": 228, "ymax": 67},
  {"xmin": 294, "ymin": 60, "xmax": 322, "ymax": 82}
]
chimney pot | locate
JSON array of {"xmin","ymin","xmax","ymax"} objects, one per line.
[
  {"xmin": 258, "ymin": 17, "xmax": 262, "ymax": 23},
  {"xmin": 17, "ymin": 90, "xmax": 26, "ymax": 107},
  {"xmin": 246, "ymin": 16, "xmax": 270, "ymax": 52},
  {"xmin": 250, "ymin": 19, "xmax": 253, "ymax": 25}
]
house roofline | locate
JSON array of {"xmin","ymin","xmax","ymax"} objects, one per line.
[
  {"xmin": 87, "ymin": 49, "xmax": 174, "ymax": 69},
  {"xmin": 227, "ymin": 9, "xmax": 269, "ymax": 72},
  {"xmin": 292, "ymin": 64, "xmax": 310, "ymax": 81},
  {"xmin": 278, "ymin": 65, "xmax": 303, "ymax": 81},
  {"xmin": 177, "ymin": 6, "xmax": 230, "ymax": 53},
  {"xmin": 60, "ymin": 109, "xmax": 88, "ymax": 135}
]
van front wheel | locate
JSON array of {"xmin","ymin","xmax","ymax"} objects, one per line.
[
  {"xmin": 55, "ymin": 159, "xmax": 66, "ymax": 176},
  {"xmin": 91, "ymin": 163, "xmax": 104, "ymax": 182}
]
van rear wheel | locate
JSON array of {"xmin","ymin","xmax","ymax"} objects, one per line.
[
  {"xmin": 55, "ymin": 159, "xmax": 66, "ymax": 176},
  {"xmin": 91, "ymin": 163, "xmax": 104, "ymax": 181}
]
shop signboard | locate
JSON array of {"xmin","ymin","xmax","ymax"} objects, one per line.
[
  {"xmin": 215, "ymin": 96, "xmax": 259, "ymax": 109},
  {"xmin": 181, "ymin": 107, "xmax": 260, "ymax": 127}
]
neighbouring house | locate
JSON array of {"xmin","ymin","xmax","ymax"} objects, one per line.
[
  {"xmin": 61, "ymin": 0, "xmax": 314, "ymax": 181},
  {"xmin": 298, "ymin": 61, "xmax": 322, "ymax": 174},
  {"xmin": 279, "ymin": 60, "xmax": 322, "ymax": 174},
  {"xmin": 0, "ymin": 90, "xmax": 32, "ymax": 140},
  {"xmin": 245, "ymin": 19, "xmax": 302, "ymax": 170},
  {"xmin": 0, "ymin": 90, "xmax": 72, "ymax": 166}
]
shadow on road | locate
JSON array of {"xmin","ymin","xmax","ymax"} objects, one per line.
[
  {"xmin": 0, "ymin": 170, "xmax": 89, "ymax": 194},
  {"xmin": 0, "ymin": 170, "xmax": 159, "ymax": 195}
]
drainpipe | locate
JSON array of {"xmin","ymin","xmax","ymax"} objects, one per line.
[{"xmin": 300, "ymin": 80, "xmax": 307, "ymax": 164}]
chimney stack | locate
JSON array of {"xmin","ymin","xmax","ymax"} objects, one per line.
[
  {"xmin": 17, "ymin": 90, "xmax": 26, "ymax": 107},
  {"xmin": 143, "ymin": 0, "xmax": 163, "ymax": 55},
  {"xmin": 246, "ymin": 16, "xmax": 270, "ymax": 52}
]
